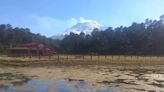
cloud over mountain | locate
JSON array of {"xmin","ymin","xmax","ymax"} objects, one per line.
[
  {"xmin": 51, "ymin": 18, "xmax": 105, "ymax": 40},
  {"xmin": 63, "ymin": 20, "xmax": 103, "ymax": 35},
  {"xmin": 27, "ymin": 15, "xmax": 102, "ymax": 37}
]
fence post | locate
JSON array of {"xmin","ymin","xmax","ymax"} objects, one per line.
[
  {"xmin": 137, "ymin": 56, "xmax": 139, "ymax": 61},
  {"xmin": 23, "ymin": 54, "xmax": 25, "ymax": 58},
  {"xmin": 67, "ymin": 55, "xmax": 68, "ymax": 61},
  {"xmin": 118, "ymin": 55, "xmax": 120, "ymax": 60},
  {"xmin": 49, "ymin": 55, "xmax": 51, "ymax": 60},
  {"xmin": 131, "ymin": 56, "xmax": 132, "ymax": 59},
  {"xmin": 157, "ymin": 56, "xmax": 160, "ymax": 61},
  {"xmin": 98, "ymin": 55, "xmax": 100, "ymax": 62},
  {"xmin": 57, "ymin": 55, "xmax": 59, "ymax": 61},
  {"xmin": 30, "ymin": 54, "xmax": 32, "ymax": 59},
  {"xmin": 83, "ymin": 55, "xmax": 84, "ymax": 61},
  {"xmin": 39, "ymin": 54, "xmax": 40, "ymax": 59},
  {"xmin": 111, "ymin": 55, "xmax": 113, "ymax": 61}
]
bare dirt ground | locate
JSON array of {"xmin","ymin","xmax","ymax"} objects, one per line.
[{"xmin": 0, "ymin": 64, "xmax": 163, "ymax": 92}]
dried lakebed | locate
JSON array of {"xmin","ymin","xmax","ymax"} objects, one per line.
[{"xmin": 0, "ymin": 64, "xmax": 163, "ymax": 92}]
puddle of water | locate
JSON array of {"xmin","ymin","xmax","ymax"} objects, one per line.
[
  {"xmin": 0, "ymin": 79, "xmax": 113, "ymax": 92},
  {"xmin": 0, "ymin": 65, "xmax": 163, "ymax": 92}
]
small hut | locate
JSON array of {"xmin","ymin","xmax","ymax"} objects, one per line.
[{"xmin": 7, "ymin": 42, "xmax": 56, "ymax": 56}]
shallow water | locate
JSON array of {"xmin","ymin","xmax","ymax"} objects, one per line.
[{"xmin": 0, "ymin": 64, "xmax": 164, "ymax": 92}]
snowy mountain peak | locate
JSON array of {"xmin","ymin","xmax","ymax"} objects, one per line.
[
  {"xmin": 63, "ymin": 21, "xmax": 103, "ymax": 35},
  {"xmin": 51, "ymin": 20, "xmax": 105, "ymax": 40}
]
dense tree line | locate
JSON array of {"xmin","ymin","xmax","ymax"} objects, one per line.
[
  {"xmin": 0, "ymin": 24, "xmax": 60, "ymax": 54},
  {"xmin": 1, "ymin": 15, "xmax": 164, "ymax": 55},
  {"xmin": 60, "ymin": 15, "xmax": 164, "ymax": 55}
]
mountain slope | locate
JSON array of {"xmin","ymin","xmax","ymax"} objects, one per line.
[
  {"xmin": 52, "ymin": 21, "xmax": 104, "ymax": 40},
  {"xmin": 63, "ymin": 21, "xmax": 102, "ymax": 35}
]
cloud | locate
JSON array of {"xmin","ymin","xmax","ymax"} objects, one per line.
[
  {"xmin": 32, "ymin": 15, "xmax": 63, "ymax": 30},
  {"xmin": 65, "ymin": 17, "xmax": 97, "ymax": 27},
  {"xmin": 79, "ymin": 17, "xmax": 96, "ymax": 23},
  {"xmin": 2, "ymin": 14, "xmax": 101, "ymax": 37},
  {"xmin": 26, "ymin": 14, "xmax": 67, "ymax": 36},
  {"xmin": 69, "ymin": 17, "xmax": 102, "ymax": 27},
  {"xmin": 0, "ymin": 12, "xmax": 102, "ymax": 37},
  {"xmin": 70, "ymin": 17, "xmax": 99, "ymax": 24}
]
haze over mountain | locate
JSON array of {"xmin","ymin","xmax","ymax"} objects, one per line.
[
  {"xmin": 52, "ymin": 20, "xmax": 105, "ymax": 40},
  {"xmin": 0, "ymin": 0, "xmax": 164, "ymax": 37}
]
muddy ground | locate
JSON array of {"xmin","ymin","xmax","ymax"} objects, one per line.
[{"xmin": 0, "ymin": 64, "xmax": 163, "ymax": 92}]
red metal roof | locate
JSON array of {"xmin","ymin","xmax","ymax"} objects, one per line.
[
  {"xmin": 7, "ymin": 42, "xmax": 56, "ymax": 54},
  {"xmin": 7, "ymin": 47, "xmax": 39, "ymax": 51},
  {"xmin": 7, "ymin": 47, "xmax": 29, "ymax": 50},
  {"xmin": 21, "ymin": 42, "xmax": 41, "ymax": 47}
]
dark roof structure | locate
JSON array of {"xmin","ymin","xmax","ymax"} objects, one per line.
[{"xmin": 7, "ymin": 42, "xmax": 56, "ymax": 56}]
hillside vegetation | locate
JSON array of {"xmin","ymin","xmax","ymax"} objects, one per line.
[
  {"xmin": 60, "ymin": 15, "xmax": 164, "ymax": 55},
  {"xmin": 1, "ymin": 15, "xmax": 164, "ymax": 55},
  {"xmin": 0, "ymin": 24, "xmax": 60, "ymax": 54}
]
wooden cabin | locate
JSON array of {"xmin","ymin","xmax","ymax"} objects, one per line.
[{"xmin": 7, "ymin": 42, "xmax": 56, "ymax": 56}]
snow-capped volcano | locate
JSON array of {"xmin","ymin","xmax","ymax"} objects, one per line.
[
  {"xmin": 51, "ymin": 21, "xmax": 104, "ymax": 40},
  {"xmin": 63, "ymin": 21, "xmax": 102, "ymax": 35}
]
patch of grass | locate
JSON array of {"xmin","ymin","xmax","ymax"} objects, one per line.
[
  {"xmin": 0, "ymin": 55, "xmax": 164, "ymax": 66},
  {"xmin": 98, "ymin": 79, "xmax": 138, "ymax": 85},
  {"xmin": 148, "ymin": 82, "xmax": 164, "ymax": 88}
]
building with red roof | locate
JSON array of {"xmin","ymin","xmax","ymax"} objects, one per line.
[{"xmin": 7, "ymin": 42, "xmax": 56, "ymax": 56}]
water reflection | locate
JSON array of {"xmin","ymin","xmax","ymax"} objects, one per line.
[
  {"xmin": 28, "ymin": 79, "xmax": 113, "ymax": 92},
  {"xmin": 0, "ymin": 65, "xmax": 163, "ymax": 92},
  {"xmin": 0, "ymin": 79, "xmax": 113, "ymax": 92}
]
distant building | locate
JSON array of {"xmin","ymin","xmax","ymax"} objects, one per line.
[{"xmin": 7, "ymin": 42, "xmax": 56, "ymax": 56}]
